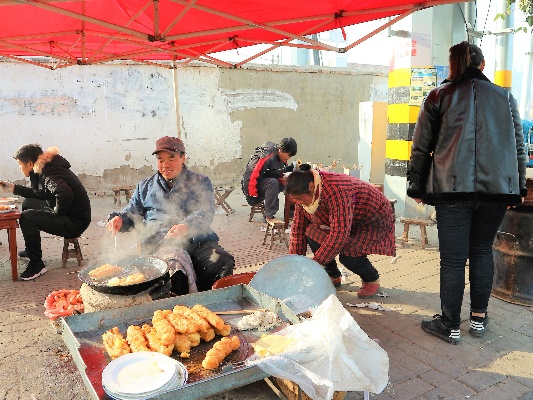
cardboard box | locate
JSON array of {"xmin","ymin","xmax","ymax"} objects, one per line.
[{"xmin": 272, "ymin": 377, "xmax": 346, "ymax": 400}]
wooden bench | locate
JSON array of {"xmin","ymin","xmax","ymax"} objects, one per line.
[
  {"xmin": 399, "ymin": 217, "xmax": 431, "ymax": 249},
  {"xmin": 214, "ymin": 186, "xmax": 235, "ymax": 216},
  {"xmin": 262, "ymin": 218, "xmax": 288, "ymax": 249},
  {"xmin": 112, "ymin": 186, "xmax": 134, "ymax": 206}
]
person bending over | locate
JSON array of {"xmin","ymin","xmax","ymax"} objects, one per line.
[{"xmin": 285, "ymin": 164, "xmax": 395, "ymax": 297}]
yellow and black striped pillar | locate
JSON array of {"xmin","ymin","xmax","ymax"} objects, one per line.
[{"xmin": 386, "ymin": 67, "xmax": 419, "ymax": 177}]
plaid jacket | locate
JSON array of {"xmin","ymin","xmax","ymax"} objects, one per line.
[{"xmin": 289, "ymin": 172, "xmax": 396, "ymax": 265}]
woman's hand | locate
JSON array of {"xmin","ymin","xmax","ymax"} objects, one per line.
[
  {"xmin": 165, "ymin": 224, "xmax": 189, "ymax": 239},
  {"xmin": 106, "ymin": 216, "xmax": 123, "ymax": 235},
  {"xmin": 413, "ymin": 198, "xmax": 425, "ymax": 205}
]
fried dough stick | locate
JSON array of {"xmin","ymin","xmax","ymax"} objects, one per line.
[
  {"xmin": 174, "ymin": 333, "xmax": 192, "ymax": 358},
  {"xmin": 152, "ymin": 310, "xmax": 176, "ymax": 346},
  {"xmin": 166, "ymin": 312, "xmax": 200, "ymax": 334},
  {"xmin": 201, "ymin": 336, "xmax": 240, "ymax": 370},
  {"xmin": 199, "ymin": 327, "xmax": 216, "ymax": 342},
  {"xmin": 126, "ymin": 325, "xmax": 150, "ymax": 353},
  {"xmin": 187, "ymin": 332, "xmax": 201, "ymax": 347},
  {"xmin": 192, "ymin": 304, "xmax": 226, "ymax": 330},
  {"xmin": 173, "ymin": 305, "xmax": 211, "ymax": 332},
  {"xmin": 102, "ymin": 327, "xmax": 131, "ymax": 360},
  {"xmin": 214, "ymin": 324, "xmax": 232, "ymax": 337},
  {"xmin": 141, "ymin": 324, "xmax": 174, "ymax": 356}
]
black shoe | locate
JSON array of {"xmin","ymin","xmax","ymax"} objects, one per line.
[
  {"xmin": 421, "ymin": 314, "xmax": 461, "ymax": 345},
  {"xmin": 469, "ymin": 314, "xmax": 489, "ymax": 337},
  {"xmin": 20, "ymin": 261, "xmax": 47, "ymax": 281},
  {"xmin": 18, "ymin": 249, "xmax": 28, "ymax": 258}
]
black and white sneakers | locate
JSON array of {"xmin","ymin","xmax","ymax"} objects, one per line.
[
  {"xmin": 469, "ymin": 314, "xmax": 489, "ymax": 337},
  {"xmin": 20, "ymin": 260, "xmax": 47, "ymax": 281},
  {"xmin": 422, "ymin": 313, "xmax": 490, "ymax": 344},
  {"xmin": 421, "ymin": 314, "xmax": 461, "ymax": 345}
]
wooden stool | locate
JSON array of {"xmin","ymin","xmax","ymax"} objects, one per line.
[
  {"xmin": 249, "ymin": 202, "xmax": 265, "ymax": 222},
  {"xmin": 112, "ymin": 186, "xmax": 134, "ymax": 206},
  {"xmin": 262, "ymin": 218, "xmax": 288, "ymax": 249},
  {"xmin": 214, "ymin": 186, "xmax": 235, "ymax": 215},
  {"xmin": 400, "ymin": 217, "xmax": 431, "ymax": 249},
  {"xmin": 62, "ymin": 238, "xmax": 83, "ymax": 267}
]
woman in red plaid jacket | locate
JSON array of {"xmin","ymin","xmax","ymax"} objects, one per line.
[{"xmin": 285, "ymin": 165, "xmax": 396, "ymax": 298}]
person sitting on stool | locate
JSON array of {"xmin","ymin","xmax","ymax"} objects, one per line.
[
  {"xmin": 0, "ymin": 144, "xmax": 91, "ymax": 280},
  {"xmin": 242, "ymin": 137, "xmax": 297, "ymax": 222}
]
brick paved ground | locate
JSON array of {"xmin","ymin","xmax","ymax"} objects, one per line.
[{"xmin": 0, "ymin": 192, "xmax": 531, "ymax": 399}]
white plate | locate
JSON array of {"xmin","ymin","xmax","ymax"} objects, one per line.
[
  {"xmin": 102, "ymin": 352, "xmax": 176, "ymax": 395},
  {"xmin": 0, "ymin": 197, "xmax": 18, "ymax": 205},
  {"xmin": 103, "ymin": 360, "xmax": 188, "ymax": 400}
]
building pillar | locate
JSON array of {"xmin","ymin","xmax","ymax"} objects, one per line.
[
  {"xmin": 494, "ymin": 0, "xmax": 513, "ymax": 90},
  {"xmin": 384, "ymin": 5, "xmax": 464, "ymax": 217}
]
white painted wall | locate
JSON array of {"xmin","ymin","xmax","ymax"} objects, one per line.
[
  {"xmin": 0, "ymin": 63, "xmax": 177, "ymax": 179},
  {"xmin": 0, "ymin": 61, "xmax": 387, "ymax": 191}
]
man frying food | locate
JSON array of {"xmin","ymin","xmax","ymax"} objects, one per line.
[{"xmin": 106, "ymin": 136, "xmax": 235, "ymax": 295}]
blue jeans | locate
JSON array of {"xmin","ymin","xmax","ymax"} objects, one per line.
[{"xmin": 435, "ymin": 201, "xmax": 506, "ymax": 328}]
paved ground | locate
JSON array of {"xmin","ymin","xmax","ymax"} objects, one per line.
[{"xmin": 0, "ymin": 191, "xmax": 532, "ymax": 400}]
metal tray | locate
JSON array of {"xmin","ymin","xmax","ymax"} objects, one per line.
[{"xmin": 60, "ymin": 284, "xmax": 301, "ymax": 400}]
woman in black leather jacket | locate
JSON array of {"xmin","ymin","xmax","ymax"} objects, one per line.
[{"xmin": 407, "ymin": 41, "xmax": 526, "ymax": 344}]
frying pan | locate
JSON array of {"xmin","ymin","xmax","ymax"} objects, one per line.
[{"xmin": 78, "ymin": 255, "xmax": 170, "ymax": 295}]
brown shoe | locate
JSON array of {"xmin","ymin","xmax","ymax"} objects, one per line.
[{"xmin": 357, "ymin": 282, "xmax": 380, "ymax": 298}]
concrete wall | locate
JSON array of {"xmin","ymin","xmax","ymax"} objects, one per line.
[{"xmin": 0, "ymin": 61, "xmax": 387, "ymax": 193}]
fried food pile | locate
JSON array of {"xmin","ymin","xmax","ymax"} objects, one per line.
[{"xmin": 102, "ymin": 304, "xmax": 238, "ymax": 369}]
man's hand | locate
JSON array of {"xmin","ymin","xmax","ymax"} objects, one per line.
[
  {"xmin": 0, "ymin": 180, "xmax": 14, "ymax": 193},
  {"xmin": 413, "ymin": 198, "xmax": 425, "ymax": 205},
  {"xmin": 106, "ymin": 216, "xmax": 123, "ymax": 235},
  {"xmin": 165, "ymin": 224, "xmax": 189, "ymax": 239}
]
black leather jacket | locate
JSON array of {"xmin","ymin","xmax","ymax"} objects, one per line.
[{"xmin": 407, "ymin": 67, "xmax": 527, "ymax": 206}]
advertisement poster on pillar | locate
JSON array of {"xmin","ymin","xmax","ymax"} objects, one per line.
[{"xmin": 409, "ymin": 68, "xmax": 437, "ymax": 106}]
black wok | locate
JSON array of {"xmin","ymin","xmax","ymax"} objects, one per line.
[{"xmin": 79, "ymin": 255, "xmax": 170, "ymax": 295}]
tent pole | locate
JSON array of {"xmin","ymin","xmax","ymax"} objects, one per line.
[{"xmin": 173, "ymin": 56, "xmax": 181, "ymax": 138}]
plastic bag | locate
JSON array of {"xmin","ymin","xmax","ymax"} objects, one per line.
[{"xmin": 247, "ymin": 294, "xmax": 389, "ymax": 400}]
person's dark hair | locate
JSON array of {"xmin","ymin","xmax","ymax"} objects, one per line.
[
  {"xmin": 448, "ymin": 41, "xmax": 485, "ymax": 82},
  {"xmin": 13, "ymin": 144, "xmax": 43, "ymax": 163},
  {"xmin": 285, "ymin": 164, "xmax": 313, "ymax": 196},
  {"xmin": 279, "ymin": 137, "xmax": 297, "ymax": 157}
]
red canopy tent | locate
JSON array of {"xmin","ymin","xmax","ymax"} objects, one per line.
[{"xmin": 0, "ymin": 0, "xmax": 468, "ymax": 69}]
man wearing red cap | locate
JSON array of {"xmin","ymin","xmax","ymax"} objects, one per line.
[{"xmin": 107, "ymin": 136, "xmax": 235, "ymax": 294}]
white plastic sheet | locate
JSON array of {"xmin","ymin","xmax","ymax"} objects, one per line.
[{"xmin": 247, "ymin": 294, "xmax": 389, "ymax": 400}]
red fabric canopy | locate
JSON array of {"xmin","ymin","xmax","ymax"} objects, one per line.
[{"xmin": 0, "ymin": 0, "xmax": 464, "ymax": 68}]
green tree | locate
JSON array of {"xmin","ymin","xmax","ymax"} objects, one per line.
[{"xmin": 496, "ymin": 0, "xmax": 533, "ymax": 28}]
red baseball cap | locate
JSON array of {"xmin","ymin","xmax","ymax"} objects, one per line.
[{"xmin": 152, "ymin": 136, "xmax": 186, "ymax": 155}]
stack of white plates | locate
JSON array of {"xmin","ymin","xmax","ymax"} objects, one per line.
[{"xmin": 102, "ymin": 352, "xmax": 188, "ymax": 400}]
